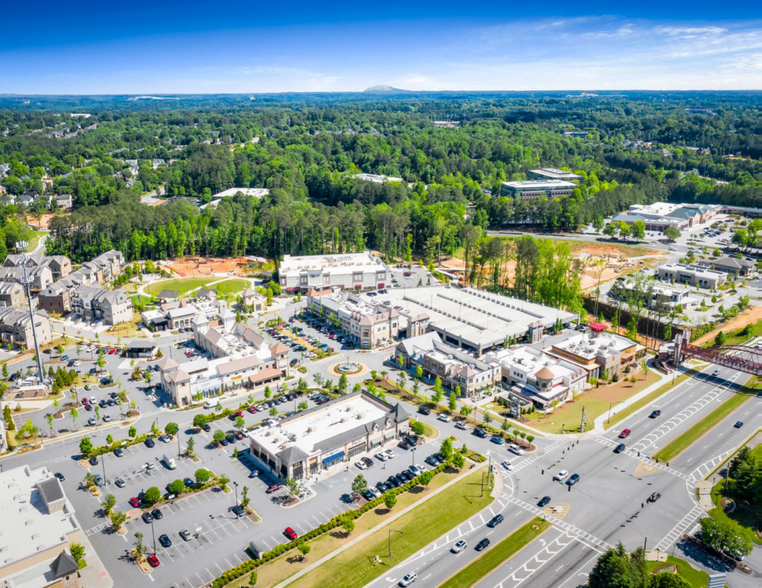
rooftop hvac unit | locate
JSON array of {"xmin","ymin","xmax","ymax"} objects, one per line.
[{"xmin": 306, "ymin": 427, "xmax": 313, "ymax": 434}]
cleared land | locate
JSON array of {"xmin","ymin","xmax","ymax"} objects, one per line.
[
  {"xmin": 285, "ymin": 468, "xmax": 495, "ymax": 588},
  {"xmin": 694, "ymin": 307, "xmax": 762, "ymax": 346},
  {"xmin": 523, "ymin": 370, "xmax": 660, "ymax": 434},
  {"xmin": 654, "ymin": 377, "xmax": 758, "ymax": 462},
  {"xmin": 439, "ymin": 517, "xmax": 550, "ymax": 588}
]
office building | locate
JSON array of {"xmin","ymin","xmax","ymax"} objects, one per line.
[
  {"xmin": 655, "ymin": 263, "xmax": 726, "ymax": 289},
  {"xmin": 500, "ymin": 180, "xmax": 577, "ymax": 200},
  {"xmin": 279, "ymin": 252, "xmax": 389, "ymax": 294}
]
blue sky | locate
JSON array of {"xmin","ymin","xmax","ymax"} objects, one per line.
[{"xmin": 2, "ymin": 1, "xmax": 760, "ymax": 93}]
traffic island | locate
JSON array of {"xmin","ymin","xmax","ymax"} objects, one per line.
[{"xmin": 130, "ymin": 550, "xmax": 153, "ymax": 575}]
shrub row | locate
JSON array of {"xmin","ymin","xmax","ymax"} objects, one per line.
[
  {"xmin": 88, "ymin": 432, "xmax": 158, "ymax": 458},
  {"xmin": 209, "ymin": 463, "xmax": 449, "ymax": 588}
]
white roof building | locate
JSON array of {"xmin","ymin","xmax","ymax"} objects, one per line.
[
  {"xmin": 279, "ymin": 252, "xmax": 389, "ymax": 293},
  {"xmin": 529, "ymin": 168, "xmax": 582, "ymax": 182}
]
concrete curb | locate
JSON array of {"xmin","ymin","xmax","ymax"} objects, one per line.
[{"xmin": 273, "ymin": 464, "xmax": 490, "ymax": 588}]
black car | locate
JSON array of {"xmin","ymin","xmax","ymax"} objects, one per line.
[
  {"xmin": 425, "ymin": 456, "xmax": 439, "ymax": 467},
  {"xmin": 398, "ymin": 471, "xmax": 412, "ymax": 482},
  {"xmin": 54, "ymin": 472, "xmax": 65, "ymax": 482},
  {"xmin": 202, "ymin": 423, "xmax": 211, "ymax": 432},
  {"xmin": 88, "ymin": 456, "xmax": 99, "ymax": 466},
  {"xmin": 567, "ymin": 474, "xmax": 580, "ymax": 486},
  {"xmin": 418, "ymin": 406, "xmax": 431, "ymax": 416},
  {"xmin": 145, "ymin": 438, "xmax": 156, "ymax": 448},
  {"xmin": 376, "ymin": 482, "xmax": 390, "ymax": 493},
  {"xmin": 230, "ymin": 504, "xmax": 245, "ymax": 517},
  {"xmin": 386, "ymin": 477, "xmax": 399, "ymax": 489},
  {"xmin": 649, "ymin": 410, "xmax": 661, "ymax": 418},
  {"xmin": 84, "ymin": 404, "xmax": 93, "ymax": 411},
  {"xmin": 141, "ymin": 511, "xmax": 153, "ymax": 523},
  {"xmin": 538, "ymin": 496, "xmax": 551, "ymax": 508},
  {"xmin": 363, "ymin": 489, "xmax": 376, "ymax": 501},
  {"xmin": 114, "ymin": 447, "xmax": 125, "ymax": 457},
  {"xmin": 226, "ymin": 434, "xmax": 236, "ymax": 443},
  {"xmin": 158, "ymin": 534, "xmax": 172, "ymax": 548},
  {"xmin": 391, "ymin": 475, "xmax": 404, "ymax": 486},
  {"xmin": 648, "ymin": 492, "xmax": 662, "ymax": 503},
  {"xmin": 475, "ymin": 538, "xmax": 490, "ymax": 551},
  {"xmin": 614, "ymin": 443, "xmax": 626, "ymax": 454},
  {"xmin": 362, "ymin": 457, "xmax": 374, "ymax": 468},
  {"xmin": 473, "ymin": 428, "xmax": 488, "ymax": 439},
  {"xmin": 183, "ymin": 477, "xmax": 195, "ymax": 488},
  {"xmin": 486, "ymin": 514, "xmax": 504, "ymax": 528},
  {"xmin": 152, "ymin": 509, "xmax": 163, "ymax": 520}
]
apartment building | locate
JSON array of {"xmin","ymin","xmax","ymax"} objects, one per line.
[
  {"xmin": 0, "ymin": 265, "xmax": 53, "ymax": 293},
  {"xmin": 0, "ymin": 306, "xmax": 52, "ymax": 348},
  {"xmin": 0, "ymin": 281, "xmax": 25, "ymax": 307},
  {"xmin": 4, "ymin": 253, "xmax": 72, "ymax": 280},
  {"xmin": 279, "ymin": 252, "xmax": 389, "ymax": 293},
  {"xmin": 70, "ymin": 285, "xmax": 133, "ymax": 326}
]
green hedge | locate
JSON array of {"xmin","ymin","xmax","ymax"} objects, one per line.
[
  {"xmin": 209, "ymin": 463, "xmax": 449, "ymax": 588},
  {"xmin": 88, "ymin": 432, "xmax": 158, "ymax": 458}
]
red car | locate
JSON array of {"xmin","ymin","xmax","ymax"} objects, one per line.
[
  {"xmin": 82, "ymin": 398, "xmax": 89, "ymax": 405},
  {"xmin": 266, "ymin": 483, "xmax": 282, "ymax": 494},
  {"xmin": 618, "ymin": 429, "xmax": 631, "ymax": 439},
  {"xmin": 284, "ymin": 527, "xmax": 298, "ymax": 541},
  {"xmin": 234, "ymin": 410, "xmax": 243, "ymax": 417},
  {"xmin": 147, "ymin": 553, "xmax": 160, "ymax": 568},
  {"xmin": 129, "ymin": 497, "xmax": 141, "ymax": 508},
  {"xmin": 108, "ymin": 348, "xmax": 116, "ymax": 355},
  {"xmin": 247, "ymin": 407, "xmax": 257, "ymax": 414}
]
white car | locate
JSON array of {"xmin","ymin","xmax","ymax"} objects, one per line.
[
  {"xmin": 204, "ymin": 401, "xmax": 214, "ymax": 409},
  {"xmin": 508, "ymin": 445, "xmax": 525, "ymax": 456},
  {"xmin": 74, "ymin": 360, "xmax": 81, "ymax": 367},
  {"xmin": 455, "ymin": 421, "xmax": 468, "ymax": 430},
  {"xmin": 399, "ymin": 572, "xmax": 417, "ymax": 587},
  {"xmin": 451, "ymin": 539, "xmax": 468, "ymax": 554},
  {"xmin": 501, "ymin": 461, "xmax": 512, "ymax": 470},
  {"xmin": 384, "ymin": 449, "xmax": 396, "ymax": 460},
  {"xmin": 712, "ymin": 369, "xmax": 720, "ymax": 376},
  {"xmin": 370, "ymin": 487, "xmax": 382, "ymax": 499},
  {"xmin": 409, "ymin": 465, "xmax": 422, "ymax": 476},
  {"xmin": 145, "ymin": 462, "xmax": 156, "ymax": 471},
  {"xmin": 356, "ymin": 460, "xmax": 368, "ymax": 470},
  {"xmin": 375, "ymin": 452, "xmax": 389, "ymax": 462},
  {"xmin": 553, "ymin": 470, "xmax": 568, "ymax": 481},
  {"xmin": 438, "ymin": 414, "xmax": 451, "ymax": 423},
  {"xmin": 415, "ymin": 463, "xmax": 428, "ymax": 473}
]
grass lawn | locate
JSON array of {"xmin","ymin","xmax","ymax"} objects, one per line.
[
  {"xmin": 144, "ymin": 277, "xmax": 217, "ymax": 296},
  {"xmin": 646, "ymin": 555, "xmax": 709, "ymax": 587},
  {"xmin": 284, "ymin": 469, "xmax": 495, "ymax": 588},
  {"xmin": 708, "ymin": 445, "xmax": 762, "ymax": 544},
  {"xmin": 224, "ymin": 468, "xmax": 467, "ymax": 588},
  {"xmin": 106, "ymin": 316, "xmax": 145, "ymax": 339},
  {"xmin": 522, "ymin": 371, "xmax": 660, "ymax": 434},
  {"xmin": 214, "ymin": 278, "xmax": 249, "ymax": 296},
  {"xmin": 440, "ymin": 517, "xmax": 551, "ymax": 588},
  {"xmin": 123, "ymin": 282, "xmax": 140, "ymax": 294},
  {"xmin": 24, "ymin": 230, "xmax": 49, "ymax": 253},
  {"xmin": 604, "ymin": 369, "xmax": 699, "ymax": 430},
  {"xmin": 654, "ymin": 377, "xmax": 758, "ymax": 462},
  {"xmin": 130, "ymin": 294, "xmax": 155, "ymax": 308}
]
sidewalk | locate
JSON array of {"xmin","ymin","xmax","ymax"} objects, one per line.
[{"xmin": 273, "ymin": 463, "xmax": 492, "ymax": 588}]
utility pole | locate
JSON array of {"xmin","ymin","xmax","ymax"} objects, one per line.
[
  {"xmin": 580, "ymin": 406, "xmax": 586, "ymax": 433},
  {"xmin": 15, "ymin": 241, "xmax": 45, "ymax": 387}
]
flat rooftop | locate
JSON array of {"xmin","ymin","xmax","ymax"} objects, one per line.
[
  {"xmin": 0, "ymin": 465, "xmax": 79, "ymax": 570},
  {"xmin": 658, "ymin": 263, "xmax": 726, "ymax": 279},
  {"xmin": 502, "ymin": 180, "xmax": 577, "ymax": 190},
  {"xmin": 368, "ymin": 286, "xmax": 575, "ymax": 350},
  {"xmin": 280, "ymin": 252, "xmax": 384, "ymax": 274},
  {"xmin": 485, "ymin": 346, "xmax": 578, "ymax": 380},
  {"xmin": 552, "ymin": 332, "xmax": 636, "ymax": 361},
  {"xmin": 250, "ymin": 393, "xmax": 388, "ymax": 457},
  {"xmin": 529, "ymin": 168, "xmax": 582, "ymax": 181},
  {"xmin": 212, "ymin": 188, "xmax": 269, "ymax": 199}
]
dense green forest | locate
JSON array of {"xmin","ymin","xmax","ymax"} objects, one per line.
[{"xmin": 0, "ymin": 92, "xmax": 759, "ymax": 271}]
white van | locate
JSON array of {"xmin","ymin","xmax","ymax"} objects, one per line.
[{"xmin": 163, "ymin": 454, "xmax": 177, "ymax": 470}]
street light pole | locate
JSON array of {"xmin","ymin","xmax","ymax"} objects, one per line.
[
  {"xmin": 233, "ymin": 481, "xmax": 239, "ymax": 516},
  {"xmin": 101, "ymin": 454, "xmax": 107, "ymax": 484},
  {"xmin": 177, "ymin": 431, "xmax": 182, "ymax": 457},
  {"xmin": 15, "ymin": 241, "xmax": 45, "ymax": 386},
  {"xmin": 388, "ymin": 529, "xmax": 403, "ymax": 560},
  {"xmin": 150, "ymin": 519, "xmax": 157, "ymax": 554}
]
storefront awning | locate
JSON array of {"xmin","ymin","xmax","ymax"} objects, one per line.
[{"xmin": 322, "ymin": 451, "xmax": 345, "ymax": 465}]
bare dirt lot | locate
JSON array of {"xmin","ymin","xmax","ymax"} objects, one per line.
[
  {"xmin": 159, "ymin": 256, "xmax": 250, "ymax": 277},
  {"xmin": 693, "ymin": 306, "xmax": 762, "ymax": 346}
]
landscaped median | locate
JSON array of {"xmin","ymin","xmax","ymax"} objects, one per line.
[
  {"xmin": 208, "ymin": 465, "xmax": 493, "ymax": 588},
  {"xmin": 439, "ymin": 517, "xmax": 551, "ymax": 588},
  {"xmin": 654, "ymin": 376, "xmax": 759, "ymax": 463}
]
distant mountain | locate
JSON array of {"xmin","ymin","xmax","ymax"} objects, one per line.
[{"xmin": 363, "ymin": 85, "xmax": 412, "ymax": 94}]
